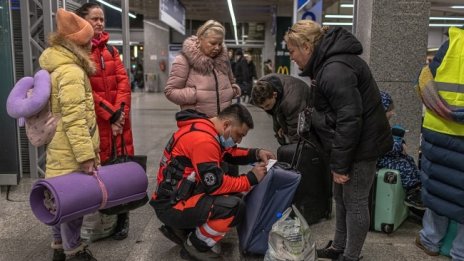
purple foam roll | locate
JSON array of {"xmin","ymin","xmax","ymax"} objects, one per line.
[{"xmin": 30, "ymin": 162, "xmax": 148, "ymax": 226}]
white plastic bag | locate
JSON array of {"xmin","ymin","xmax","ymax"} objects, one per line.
[
  {"xmin": 264, "ymin": 205, "xmax": 316, "ymax": 261},
  {"xmin": 80, "ymin": 212, "xmax": 117, "ymax": 242}
]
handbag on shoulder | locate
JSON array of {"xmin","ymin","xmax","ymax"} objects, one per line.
[
  {"xmin": 297, "ymin": 79, "xmax": 316, "ymax": 139},
  {"xmin": 99, "ymin": 135, "xmax": 149, "ymax": 215}
]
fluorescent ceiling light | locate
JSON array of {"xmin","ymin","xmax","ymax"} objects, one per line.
[
  {"xmin": 325, "ymin": 15, "xmax": 353, "ymax": 19},
  {"xmin": 451, "ymin": 5, "xmax": 464, "ymax": 9},
  {"xmin": 227, "ymin": 0, "xmax": 239, "ymax": 45},
  {"xmin": 429, "ymin": 23, "xmax": 464, "ymax": 27},
  {"xmin": 322, "ymin": 22, "xmax": 353, "ymax": 26},
  {"xmin": 322, "ymin": 22, "xmax": 464, "ymax": 28},
  {"xmin": 340, "ymin": 4, "xmax": 354, "ymax": 8},
  {"xmin": 96, "ymin": 0, "xmax": 137, "ymax": 19},
  {"xmin": 430, "ymin": 17, "xmax": 464, "ymax": 21},
  {"xmin": 324, "ymin": 15, "xmax": 464, "ymax": 21}
]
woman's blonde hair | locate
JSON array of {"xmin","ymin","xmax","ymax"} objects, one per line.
[
  {"xmin": 284, "ymin": 20, "xmax": 329, "ymax": 48},
  {"xmin": 196, "ymin": 20, "xmax": 225, "ymax": 38}
]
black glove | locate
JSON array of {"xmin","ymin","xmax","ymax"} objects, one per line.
[{"xmin": 110, "ymin": 109, "xmax": 122, "ymax": 124}]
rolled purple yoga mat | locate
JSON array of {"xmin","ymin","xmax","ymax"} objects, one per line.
[{"xmin": 30, "ymin": 162, "xmax": 148, "ymax": 226}]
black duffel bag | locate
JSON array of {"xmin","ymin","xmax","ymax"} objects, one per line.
[{"xmin": 99, "ymin": 135, "xmax": 149, "ymax": 215}]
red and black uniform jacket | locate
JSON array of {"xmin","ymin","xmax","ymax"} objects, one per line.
[
  {"xmin": 152, "ymin": 110, "xmax": 260, "ymax": 204},
  {"xmin": 89, "ymin": 32, "xmax": 134, "ymax": 162}
]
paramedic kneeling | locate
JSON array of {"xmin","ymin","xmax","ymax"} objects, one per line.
[{"xmin": 150, "ymin": 103, "xmax": 275, "ymax": 261}]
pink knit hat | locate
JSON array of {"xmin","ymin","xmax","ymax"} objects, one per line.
[{"xmin": 56, "ymin": 8, "xmax": 93, "ymax": 45}]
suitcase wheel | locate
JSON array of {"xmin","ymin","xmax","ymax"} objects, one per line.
[{"xmin": 381, "ymin": 223, "xmax": 394, "ymax": 234}]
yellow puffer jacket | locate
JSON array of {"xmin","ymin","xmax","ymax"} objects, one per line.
[{"xmin": 39, "ymin": 34, "xmax": 100, "ymax": 178}]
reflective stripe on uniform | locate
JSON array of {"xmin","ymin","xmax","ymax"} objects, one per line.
[{"xmin": 423, "ymin": 27, "xmax": 464, "ymax": 136}]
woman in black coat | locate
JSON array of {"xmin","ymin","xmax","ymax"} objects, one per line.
[{"xmin": 285, "ymin": 20, "xmax": 392, "ymax": 261}]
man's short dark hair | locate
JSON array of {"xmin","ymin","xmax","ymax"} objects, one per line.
[
  {"xmin": 218, "ymin": 104, "xmax": 254, "ymax": 129},
  {"xmin": 75, "ymin": 3, "xmax": 102, "ymax": 18},
  {"xmin": 251, "ymin": 80, "xmax": 275, "ymax": 106}
]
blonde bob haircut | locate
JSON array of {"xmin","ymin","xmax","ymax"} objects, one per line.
[
  {"xmin": 284, "ymin": 20, "xmax": 329, "ymax": 49},
  {"xmin": 196, "ymin": 20, "xmax": 225, "ymax": 39}
]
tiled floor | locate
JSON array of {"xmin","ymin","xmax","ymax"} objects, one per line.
[{"xmin": 0, "ymin": 92, "xmax": 448, "ymax": 261}]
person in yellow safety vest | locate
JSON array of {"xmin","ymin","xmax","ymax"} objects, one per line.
[{"xmin": 415, "ymin": 26, "xmax": 464, "ymax": 260}]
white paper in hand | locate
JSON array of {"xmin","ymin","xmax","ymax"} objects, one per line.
[{"xmin": 266, "ymin": 159, "xmax": 277, "ymax": 171}]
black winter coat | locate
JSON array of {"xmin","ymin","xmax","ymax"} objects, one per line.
[{"xmin": 300, "ymin": 27, "xmax": 392, "ymax": 174}]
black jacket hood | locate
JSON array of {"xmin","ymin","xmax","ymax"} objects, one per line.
[
  {"xmin": 176, "ymin": 109, "xmax": 209, "ymax": 122},
  {"xmin": 301, "ymin": 27, "xmax": 363, "ymax": 78}
]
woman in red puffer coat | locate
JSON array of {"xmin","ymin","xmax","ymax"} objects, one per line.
[{"xmin": 76, "ymin": 2, "xmax": 134, "ymax": 241}]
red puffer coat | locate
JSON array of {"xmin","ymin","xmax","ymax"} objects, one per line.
[{"xmin": 89, "ymin": 32, "xmax": 134, "ymax": 163}]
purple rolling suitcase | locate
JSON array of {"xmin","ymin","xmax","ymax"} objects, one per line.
[{"xmin": 237, "ymin": 162, "xmax": 301, "ymax": 255}]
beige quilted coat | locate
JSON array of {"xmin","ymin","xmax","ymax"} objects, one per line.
[{"xmin": 165, "ymin": 36, "xmax": 241, "ymax": 117}]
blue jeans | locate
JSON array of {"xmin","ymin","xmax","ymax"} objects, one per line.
[
  {"xmin": 52, "ymin": 217, "xmax": 84, "ymax": 251},
  {"xmin": 332, "ymin": 160, "xmax": 377, "ymax": 260},
  {"xmin": 420, "ymin": 209, "xmax": 464, "ymax": 261}
]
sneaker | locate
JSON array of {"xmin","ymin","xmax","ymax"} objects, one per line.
[
  {"xmin": 181, "ymin": 238, "xmax": 224, "ymax": 261},
  {"xmin": 52, "ymin": 249, "xmax": 65, "ymax": 261},
  {"xmin": 159, "ymin": 225, "xmax": 189, "ymax": 246},
  {"xmin": 316, "ymin": 240, "xmax": 344, "ymax": 260},
  {"xmin": 112, "ymin": 213, "xmax": 129, "ymax": 240},
  {"xmin": 66, "ymin": 248, "xmax": 97, "ymax": 261},
  {"xmin": 404, "ymin": 188, "xmax": 426, "ymax": 210},
  {"xmin": 415, "ymin": 236, "xmax": 439, "ymax": 256}
]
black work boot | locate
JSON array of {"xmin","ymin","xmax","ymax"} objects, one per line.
[
  {"xmin": 180, "ymin": 232, "xmax": 223, "ymax": 261},
  {"xmin": 159, "ymin": 225, "xmax": 189, "ymax": 246},
  {"xmin": 112, "ymin": 212, "xmax": 129, "ymax": 240},
  {"xmin": 316, "ymin": 240, "xmax": 344, "ymax": 260}
]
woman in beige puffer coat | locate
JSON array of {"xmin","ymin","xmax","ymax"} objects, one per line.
[{"xmin": 165, "ymin": 20, "xmax": 241, "ymax": 117}]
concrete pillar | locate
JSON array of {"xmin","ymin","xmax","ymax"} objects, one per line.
[
  {"xmin": 143, "ymin": 20, "xmax": 170, "ymax": 92},
  {"xmin": 354, "ymin": 0, "xmax": 431, "ymax": 158},
  {"xmin": 262, "ymin": 18, "xmax": 275, "ymax": 75}
]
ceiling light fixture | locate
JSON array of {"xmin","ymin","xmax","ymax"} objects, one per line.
[
  {"xmin": 430, "ymin": 17, "xmax": 464, "ymax": 21},
  {"xmin": 322, "ymin": 22, "xmax": 464, "ymax": 28},
  {"xmin": 429, "ymin": 23, "xmax": 464, "ymax": 27},
  {"xmin": 324, "ymin": 15, "xmax": 464, "ymax": 21},
  {"xmin": 96, "ymin": 0, "xmax": 137, "ymax": 19},
  {"xmin": 451, "ymin": 5, "xmax": 464, "ymax": 9},
  {"xmin": 340, "ymin": 4, "xmax": 354, "ymax": 8},
  {"xmin": 322, "ymin": 22, "xmax": 353, "ymax": 26},
  {"xmin": 325, "ymin": 15, "xmax": 353, "ymax": 19},
  {"xmin": 227, "ymin": 0, "xmax": 239, "ymax": 45}
]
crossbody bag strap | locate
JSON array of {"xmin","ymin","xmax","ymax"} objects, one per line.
[{"xmin": 212, "ymin": 69, "xmax": 220, "ymax": 115}]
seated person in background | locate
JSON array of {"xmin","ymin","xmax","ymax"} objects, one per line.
[
  {"xmin": 150, "ymin": 104, "xmax": 275, "ymax": 261},
  {"xmin": 377, "ymin": 91, "xmax": 424, "ymax": 210},
  {"xmin": 251, "ymin": 73, "xmax": 310, "ymax": 145}
]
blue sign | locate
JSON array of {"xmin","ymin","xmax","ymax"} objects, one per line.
[
  {"xmin": 298, "ymin": 0, "xmax": 311, "ymax": 10},
  {"xmin": 159, "ymin": 0, "xmax": 186, "ymax": 35},
  {"xmin": 302, "ymin": 11, "xmax": 316, "ymax": 21}
]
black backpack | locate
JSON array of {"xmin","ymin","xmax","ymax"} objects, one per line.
[{"xmin": 106, "ymin": 43, "xmax": 116, "ymax": 57}]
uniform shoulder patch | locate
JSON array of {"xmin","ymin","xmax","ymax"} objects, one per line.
[{"xmin": 203, "ymin": 172, "xmax": 217, "ymax": 186}]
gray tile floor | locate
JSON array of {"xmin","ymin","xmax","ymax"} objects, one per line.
[{"xmin": 0, "ymin": 93, "xmax": 448, "ymax": 261}]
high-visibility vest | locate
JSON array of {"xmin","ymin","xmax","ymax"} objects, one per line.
[{"xmin": 422, "ymin": 27, "xmax": 464, "ymax": 136}]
